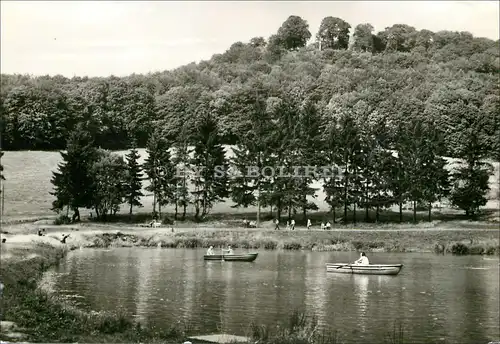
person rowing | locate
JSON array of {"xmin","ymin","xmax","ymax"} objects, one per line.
[
  {"xmin": 354, "ymin": 252, "xmax": 369, "ymax": 265},
  {"xmin": 206, "ymin": 246, "xmax": 215, "ymax": 255},
  {"xmin": 222, "ymin": 245, "xmax": 234, "ymax": 255}
]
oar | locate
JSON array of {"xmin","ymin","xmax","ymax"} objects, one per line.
[{"xmin": 336, "ymin": 264, "xmax": 354, "ymax": 273}]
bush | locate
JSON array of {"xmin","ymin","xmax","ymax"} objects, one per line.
[
  {"xmin": 468, "ymin": 246, "xmax": 485, "ymax": 255},
  {"xmin": 54, "ymin": 215, "xmax": 71, "ymax": 225},
  {"xmin": 451, "ymin": 243, "xmax": 469, "ymax": 255},
  {"xmin": 161, "ymin": 215, "xmax": 174, "ymax": 225}
]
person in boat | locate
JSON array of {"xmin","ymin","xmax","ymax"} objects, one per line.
[
  {"xmin": 354, "ymin": 252, "xmax": 369, "ymax": 265},
  {"xmin": 223, "ymin": 245, "xmax": 234, "ymax": 255},
  {"xmin": 206, "ymin": 246, "xmax": 215, "ymax": 255}
]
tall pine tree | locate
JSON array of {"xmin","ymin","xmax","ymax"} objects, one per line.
[
  {"xmin": 124, "ymin": 140, "xmax": 144, "ymax": 216},
  {"xmin": 322, "ymin": 117, "xmax": 343, "ymax": 224},
  {"xmin": 191, "ymin": 113, "xmax": 229, "ymax": 219},
  {"xmin": 50, "ymin": 123, "xmax": 99, "ymax": 222},
  {"xmin": 144, "ymin": 129, "xmax": 176, "ymax": 218},
  {"xmin": 172, "ymin": 124, "xmax": 192, "ymax": 220}
]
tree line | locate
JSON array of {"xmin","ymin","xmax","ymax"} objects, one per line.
[{"xmin": 50, "ymin": 92, "xmax": 493, "ymax": 224}]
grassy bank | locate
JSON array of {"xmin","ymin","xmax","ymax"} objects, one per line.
[{"xmin": 62, "ymin": 227, "xmax": 500, "ymax": 256}]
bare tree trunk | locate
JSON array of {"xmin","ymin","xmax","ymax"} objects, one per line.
[
  {"xmin": 256, "ymin": 184, "xmax": 260, "ymax": 227},
  {"xmin": 413, "ymin": 201, "xmax": 417, "ymax": 223},
  {"xmin": 152, "ymin": 191, "xmax": 157, "ymax": 217}
]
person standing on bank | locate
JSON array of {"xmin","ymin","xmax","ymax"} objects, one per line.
[
  {"xmin": 274, "ymin": 218, "xmax": 280, "ymax": 230},
  {"xmin": 307, "ymin": 219, "xmax": 311, "ymax": 230},
  {"xmin": 291, "ymin": 219, "xmax": 295, "ymax": 230}
]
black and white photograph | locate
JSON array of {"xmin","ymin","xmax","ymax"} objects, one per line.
[{"xmin": 0, "ymin": 1, "xmax": 499, "ymax": 343}]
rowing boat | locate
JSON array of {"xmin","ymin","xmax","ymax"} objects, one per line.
[
  {"xmin": 326, "ymin": 263, "xmax": 403, "ymax": 275},
  {"xmin": 204, "ymin": 253, "xmax": 258, "ymax": 262}
]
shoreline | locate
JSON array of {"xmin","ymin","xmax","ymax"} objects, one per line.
[
  {"xmin": 1, "ymin": 219, "xmax": 499, "ymax": 343},
  {"xmin": 2, "ymin": 219, "xmax": 500, "ymax": 255}
]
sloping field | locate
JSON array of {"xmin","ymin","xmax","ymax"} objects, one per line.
[{"xmin": 1, "ymin": 148, "xmax": 499, "ymax": 220}]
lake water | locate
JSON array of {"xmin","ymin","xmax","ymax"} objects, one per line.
[{"xmin": 45, "ymin": 248, "xmax": 500, "ymax": 344}]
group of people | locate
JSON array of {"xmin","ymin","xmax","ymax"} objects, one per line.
[
  {"xmin": 242, "ymin": 219, "xmax": 257, "ymax": 228},
  {"xmin": 37, "ymin": 228, "xmax": 70, "ymax": 244},
  {"xmin": 207, "ymin": 246, "xmax": 370, "ymax": 265},
  {"xmin": 206, "ymin": 245, "xmax": 233, "ymax": 255},
  {"xmin": 274, "ymin": 219, "xmax": 332, "ymax": 230}
]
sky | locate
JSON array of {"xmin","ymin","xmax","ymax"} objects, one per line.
[{"xmin": 1, "ymin": 1, "xmax": 499, "ymax": 77}]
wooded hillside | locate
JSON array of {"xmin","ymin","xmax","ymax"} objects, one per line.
[{"xmin": 1, "ymin": 16, "xmax": 498, "ymax": 157}]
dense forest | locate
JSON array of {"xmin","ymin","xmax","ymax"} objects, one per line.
[{"xmin": 1, "ymin": 16, "xmax": 499, "ymax": 222}]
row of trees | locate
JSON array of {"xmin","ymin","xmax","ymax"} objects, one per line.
[{"xmin": 50, "ymin": 90, "xmax": 494, "ymax": 223}]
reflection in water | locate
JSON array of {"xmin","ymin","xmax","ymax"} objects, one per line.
[
  {"xmin": 51, "ymin": 249, "xmax": 500, "ymax": 344},
  {"xmin": 183, "ymin": 250, "xmax": 196, "ymax": 322},
  {"xmin": 355, "ymin": 275, "xmax": 369, "ymax": 333},
  {"xmin": 135, "ymin": 249, "xmax": 154, "ymax": 324}
]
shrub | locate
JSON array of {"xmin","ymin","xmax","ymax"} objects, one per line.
[
  {"xmin": 54, "ymin": 215, "xmax": 71, "ymax": 225},
  {"xmin": 450, "ymin": 243, "xmax": 469, "ymax": 255}
]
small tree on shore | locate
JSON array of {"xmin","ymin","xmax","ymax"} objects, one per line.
[{"xmin": 91, "ymin": 150, "xmax": 127, "ymax": 220}]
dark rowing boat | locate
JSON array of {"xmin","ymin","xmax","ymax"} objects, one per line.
[
  {"xmin": 204, "ymin": 253, "xmax": 258, "ymax": 262},
  {"xmin": 326, "ymin": 263, "xmax": 403, "ymax": 275}
]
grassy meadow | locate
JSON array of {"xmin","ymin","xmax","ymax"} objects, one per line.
[{"xmin": 1, "ymin": 148, "xmax": 499, "ymax": 223}]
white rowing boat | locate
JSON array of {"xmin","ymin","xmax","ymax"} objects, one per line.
[{"xmin": 326, "ymin": 263, "xmax": 403, "ymax": 275}]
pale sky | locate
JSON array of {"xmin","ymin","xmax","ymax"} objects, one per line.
[{"xmin": 1, "ymin": 1, "xmax": 499, "ymax": 77}]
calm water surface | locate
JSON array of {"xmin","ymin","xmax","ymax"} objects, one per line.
[{"xmin": 46, "ymin": 248, "xmax": 500, "ymax": 344}]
